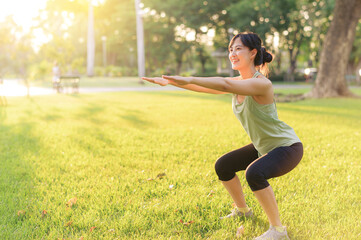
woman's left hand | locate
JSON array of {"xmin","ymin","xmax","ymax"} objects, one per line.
[{"xmin": 162, "ymin": 75, "xmax": 191, "ymax": 85}]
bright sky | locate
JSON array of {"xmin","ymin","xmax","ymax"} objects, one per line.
[
  {"xmin": 0, "ymin": 0, "xmax": 48, "ymax": 50},
  {"xmin": 0, "ymin": 0, "xmax": 106, "ymax": 51},
  {"xmin": 0, "ymin": 0, "xmax": 48, "ymax": 31}
]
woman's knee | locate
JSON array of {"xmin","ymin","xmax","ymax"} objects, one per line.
[
  {"xmin": 245, "ymin": 166, "xmax": 269, "ymax": 191},
  {"xmin": 214, "ymin": 157, "xmax": 226, "ymax": 177},
  {"xmin": 245, "ymin": 166, "xmax": 261, "ymax": 183},
  {"xmin": 214, "ymin": 157, "xmax": 235, "ymax": 181}
]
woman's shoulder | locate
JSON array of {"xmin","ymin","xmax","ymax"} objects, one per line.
[
  {"xmin": 225, "ymin": 76, "xmax": 243, "ymax": 81},
  {"xmin": 255, "ymin": 72, "xmax": 271, "ymax": 82}
]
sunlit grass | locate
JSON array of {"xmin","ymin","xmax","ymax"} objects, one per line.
[
  {"xmin": 31, "ymin": 77, "xmax": 154, "ymax": 88},
  {"xmin": 32, "ymin": 77, "xmax": 317, "ymax": 89},
  {"xmin": 0, "ymin": 91, "xmax": 360, "ymax": 239}
]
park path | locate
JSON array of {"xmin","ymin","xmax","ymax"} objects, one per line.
[{"xmin": 1, "ymin": 83, "xmax": 316, "ymax": 97}]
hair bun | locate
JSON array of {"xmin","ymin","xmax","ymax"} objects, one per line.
[{"xmin": 261, "ymin": 47, "xmax": 273, "ymax": 63}]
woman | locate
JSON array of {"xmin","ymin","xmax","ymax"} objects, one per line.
[{"xmin": 142, "ymin": 31, "xmax": 303, "ymax": 240}]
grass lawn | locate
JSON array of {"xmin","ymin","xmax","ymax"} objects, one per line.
[
  {"xmin": 30, "ymin": 76, "xmax": 361, "ymax": 96},
  {"xmin": 32, "ymin": 76, "xmax": 317, "ymax": 89},
  {"xmin": 32, "ymin": 77, "xmax": 155, "ymax": 88},
  {"xmin": 274, "ymin": 87, "xmax": 361, "ymax": 95},
  {"xmin": 0, "ymin": 91, "xmax": 361, "ymax": 239}
]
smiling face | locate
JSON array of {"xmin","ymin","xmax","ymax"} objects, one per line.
[{"xmin": 228, "ymin": 37, "xmax": 257, "ymax": 71}]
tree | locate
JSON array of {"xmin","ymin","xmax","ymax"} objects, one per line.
[
  {"xmin": 0, "ymin": 16, "xmax": 18, "ymax": 78},
  {"xmin": 14, "ymin": 34, "xmax": 34, "ymax": 98},
  {"xmin": 348, "ymin": 21, "xmax": 361, "ymax": 85},
  {"xmin": 94, "ymin": 0, "xmax": 138, "ymax": 71},
  {"xmin": 227, "ymin": 0, "xmax": 299, "ymax": 80},
  {"xmin": 34, "ymin": 0, "xmax": 87, "ymax": 74},
  {"xmin": 0, "ymin": 16, "xmax": 34, "ymax": 97},
  {"xmin": 227, "ymin": 0, "xmax": 334, "ymax": 81},
  {"xmin": 306, "ymin": 0, "xmax": 361, "ymax": 98},
  {"xmin": 142, "ymin": 0, "xmax": 238, "ymax": 75},
  {"xmin": 87, "ymin": 2, "xmax": 95, "ymax": 76}
]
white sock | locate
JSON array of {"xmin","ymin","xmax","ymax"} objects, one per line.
[
  {"xmin": 236, "ymin": 206, "xmax": 251, "ymax": 213},
  {"xmin": 272, "ymin": 225, "xmax": 286, "ymax": 233}
]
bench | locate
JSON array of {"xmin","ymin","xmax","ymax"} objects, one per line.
[{"xmin": 55, "ymin": 75, "xmax": 80, "ymax": 93}]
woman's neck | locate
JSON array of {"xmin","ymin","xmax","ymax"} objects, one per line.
[{"xmin": 238, "ymin": 67, "xmax": 258, "ymax": 79}]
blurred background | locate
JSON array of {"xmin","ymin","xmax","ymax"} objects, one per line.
[{"xmin": 0, "ymin": 0, "xmax": 360, "ymax": 91}]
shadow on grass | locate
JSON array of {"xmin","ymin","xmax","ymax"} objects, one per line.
[
  {"xmin": 43, "ymin": 113, "xmax": 63, "ymax": 121},
  {"xmin": 0, "ymin": 106, "xmax": 6, "ymax": 123},
  {"xmin": 75, "ymin": 99, "xmax": 155, "ymax": 129},
  {"xmin": 143, "ymin": 91, "xmax": 361, "ymax": 121},
  {"xmin": 69, "ymin": 126, "xmax": 115, "ymax": 156},
  {"xmin": 0, "ymin": 119, "xmax": 39, "ymax": 236},
  {"xmin": 118, "ymin": 108, "xmax": 154, "ymax": 129},
  {"xmin": 278, "ymin": 98, "xmax": 361, "ymax": 121},
  {"xmin": 141, "ymin": 91, "xmax": 232, "ymax": 104},
  {"xmin": 74, "ymin": 103, "xmax": 106, "ymax": 125},
  {"xmin": 26, "ymin": 98, "xmax": 64, "ymax": 122}
]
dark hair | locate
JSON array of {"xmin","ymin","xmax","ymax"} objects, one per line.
[{"xmin": 229, "ymin": 31, "xmax": 273, "ymax": 78}]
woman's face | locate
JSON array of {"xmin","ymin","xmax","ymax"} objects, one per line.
[{"xmin": 228, "ymin": 37, "xmax": 256, "ymax": 70}]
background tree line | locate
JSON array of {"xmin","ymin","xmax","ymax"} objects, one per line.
[{"xmin": 0, "ymin": 0, "xmax": 360, "ymax": 87}]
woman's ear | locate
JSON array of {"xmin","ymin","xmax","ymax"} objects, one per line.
[{"xmin": 250, "ymin": 48, "xmax": 257, "ymax": 60}]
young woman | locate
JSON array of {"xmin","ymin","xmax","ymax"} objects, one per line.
[{"xmin": 142, "ymin": 31, "xmax": 303, "ymax": 240}]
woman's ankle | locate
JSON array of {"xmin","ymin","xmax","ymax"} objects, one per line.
[{"xmin": 236, "ymin": 206, "xmax": 251, "ymax": 213}]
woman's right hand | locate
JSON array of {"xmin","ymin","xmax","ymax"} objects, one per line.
[{"xmin": 141, "ymin": 77, "xmax": 169, "ymax": 86}]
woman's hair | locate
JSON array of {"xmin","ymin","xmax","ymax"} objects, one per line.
[{"xmin": 229, "ymin": 31, "xmax": 273, "ymax": 78}]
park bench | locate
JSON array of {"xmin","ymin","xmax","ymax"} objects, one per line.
[{"xmin": 55, "ymin": 75, "xmax": 80, "ymax": 93}]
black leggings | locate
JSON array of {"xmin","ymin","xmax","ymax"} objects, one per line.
[{"xmin": 215, "ymin": 142, "xmax": 303, "ymax": 191}]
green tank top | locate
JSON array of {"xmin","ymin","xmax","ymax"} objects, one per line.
[{"xmin": 232, "ymin": 71, "xmax": 301, "ymax": 157}]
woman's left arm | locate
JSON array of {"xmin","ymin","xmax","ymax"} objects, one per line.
[{"xmin": 163, "ymin": 75, "xmax": 272, "ymax": 96}]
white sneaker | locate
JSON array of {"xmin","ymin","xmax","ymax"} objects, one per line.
[
  {"xmin": 219, "ymin": 207, "xmax": 253, "ymax": 220},
  {"xmin": 254, "ymin": 225, "xmax": 290, "ymax": 240}
]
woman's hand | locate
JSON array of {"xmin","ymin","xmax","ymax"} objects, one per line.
[
  {"xmin": 141, "ymin": 77, "xmax": 169, "ymax": 86},
  {"xmin": 162, "ymin": 75, "xmax": 191, "ymax": 85}
]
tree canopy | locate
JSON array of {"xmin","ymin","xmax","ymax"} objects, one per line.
[{"xmin": 0, "ymin": 0, "xmax": 360, "ymax": 97}]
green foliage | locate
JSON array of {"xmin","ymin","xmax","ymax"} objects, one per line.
[
  {"xmin": 106, "ymin": 65, "xmax": 123, "ymax": 77},
  {"xmin": 94, "ymin": 65, "xmax": 138, "ymax": 77},
  {"xmin": 1, "ymin": 0, "xmax": 361, "ymax": 81},
  {"xmin": 38, "ymin": 36, "xmax": 76, "ymax": 70},
  {"xmin": 0, "ymin": 16, "xmax": 35, "ymax": 79},
  {"xmin": 28, "ymin": 60, "xmax": 52, "ymax": 81},
  {"xmin": 71, "ymin": 57, "xmax": 86, "ymax": 75}
]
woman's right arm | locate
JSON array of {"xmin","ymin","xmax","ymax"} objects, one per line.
[{"xmin": 141, "ymin": 77, "xmax": 228, "ymax": 94}]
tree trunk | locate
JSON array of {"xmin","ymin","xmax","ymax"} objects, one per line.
[
  {"xmin": 176, "ymin": 60, "xmax": 182, "ymax": 75},
  {"xmin": 275, "ymin": 50, "xmax": 281, "ymax": 75},
  {"xmin": 285, "ymin": 58, "xmax": 297, "ymax": 82},
  {"xmin": 285, "ymin": 22, "xmax": 304, "ymax": 82},
  {"xmin": 287, "ymin": 50, "xmax": 297, "ymax": 82},
  {"xmin": 196, "ymin": 46, "xmax": 208, "ymax": 74},
  {"xmin": 356, "ymin": 61, "xmax": 361, "ymax": 86},
  {"xmin": 173, "ymin": 42, "xmax": 189, "ymax": 75},
  {"xmin": 306, "ymin": 0, "xmax": 361, "ymax": 98},
  {"xmin": 87, "ymin": 3, "xmax": 95, "ymax": 77},
  {"xmin": 201, "ymin": 59, "xmax": 206, "ymax": 73}
]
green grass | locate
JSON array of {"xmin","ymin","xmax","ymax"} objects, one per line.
[
  {"xmin": 32, "ymin": 76, "xmax": 316, "ymax": 89},
  {"xmin": 274, "ymin": 87, "xmax": 361, "ymax": 95},
  {"xmin": 1, "ymin": 91, "xmax": 361, "ymax": 239},
  {"xmin": 32, "ymin": 77, "xmax": 155, "ymax": 88}
]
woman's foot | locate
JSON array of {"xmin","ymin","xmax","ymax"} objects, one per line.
[
  {"xmin": 219, "ymin": 207, "xmax": 253, "ymax": 220},
  {"xmin": 254, "ymin": 225, "xmax": 290, "ymax": 240}
]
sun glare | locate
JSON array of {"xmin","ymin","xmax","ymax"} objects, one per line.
[
  {"xmin": 0, "ymin": 0, "xmax": 47, "ymax": 31},
  {"xmin": 0, "ymin": 80, "xmax": 53, "ymax": 96},
  {"xmin": 92, "ymin": 0, "xmax": 106, "ymax": 6},
  {"xmin": 0, "ymin": 0, "xmax": 48, "ymax": 50},
  {"xmin": 0, "ymin": 0, "xmax": 107, "ymax": 51}
]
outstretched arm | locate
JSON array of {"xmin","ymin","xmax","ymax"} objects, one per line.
[
  {"xmin": 162, "ymin": 75, "xmax": 272, "ymax": 96},
  {"xmin": 141, "ymin": 76, "xmax": 227, "ymax": 94}
]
